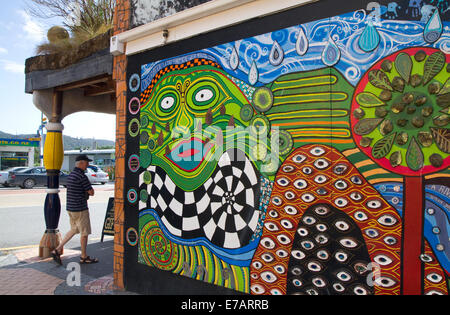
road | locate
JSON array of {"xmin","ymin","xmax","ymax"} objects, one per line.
[{"xmin": 0, "ymin": 183, "xmax": 115, "ymax": 251}]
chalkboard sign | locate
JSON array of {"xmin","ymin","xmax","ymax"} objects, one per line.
[{"xmin": 101, "ymin": 197, "xmax": 115, "ymax": 242}]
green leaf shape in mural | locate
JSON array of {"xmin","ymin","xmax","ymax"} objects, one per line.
[
  {"xmin": 372, "ymin": 132, "xmax": 397, "ymax": 159},
  {"xmin": 356, "ymin": 92, "xmax": 385, "ymax": 107},
  {"xmin": 352, "ymin": 48, "xmax": 450, "ymax": 173},
  {"xmin": 395, "ymin": 53, "xmax": 413, "ymax": 83},
  {"xmin": 430, "ymin": 127, "xmax": 450, "ymax": 153},
  {"xmin": 437, "ymin": 78, "xmax": 450, "ymax": 96},
  {"xmin": 423, "ymin": 51, "xmax": 446, "ymax": 85},
  {"xmin": 354, "ymin": 118, "xmax": 384, "ymax": 136},
  {"xmin": 368, "ymin": 70, "xmax": 393, "ymax": 91},
  {"xmin": 406, "ymin": 137, "xmax": 424, "ymax": 171}
]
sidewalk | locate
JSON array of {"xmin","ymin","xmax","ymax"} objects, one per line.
[{"xmin": 0, "ymin": 239, "xmax": 136, "ymax": 295}]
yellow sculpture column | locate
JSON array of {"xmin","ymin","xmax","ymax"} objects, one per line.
[{"xmin": 39, "ymin": 91, "xmax": 64, "ymax": 258}]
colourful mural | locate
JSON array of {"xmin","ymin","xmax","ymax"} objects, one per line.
[{"xmin": 125, "ymin": 1, "xmax": 449, "ymax": 295}]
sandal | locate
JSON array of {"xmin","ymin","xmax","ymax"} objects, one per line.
[
  {"xmin": 80, "ymin": 256, "xmax": 99, "ymax": 264},
  {"xmin": 51, "ymin": 249, "xmax": 62, "ymax": 266}
]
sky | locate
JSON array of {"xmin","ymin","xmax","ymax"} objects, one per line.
[{"xmin": 0, "ymin": 1, "xmax": 116, "ymax": 141}]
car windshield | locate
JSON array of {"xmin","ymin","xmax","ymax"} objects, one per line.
[
  {"xmin": 15, "ymin": 168, "xmax": 32, "ymax": 173},
  {"xmin": 88, "ymin": 165, "xmax": 100, "ymax": 172},
  {"xmin": 4, "ymin": 167, "xmax": 27, "ymax": 172}
]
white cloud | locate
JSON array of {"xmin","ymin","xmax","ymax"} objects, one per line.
[
  {"xmin": 0, "ymin": 59, "xmax": 24, "ymax": 74},
  {"xmin": 18, "ymin": 10, "xmax": 45, "ymax": 43},
  {"xmin": 0, "ymin": 47, "xmax": 7, "ymax": 54}
]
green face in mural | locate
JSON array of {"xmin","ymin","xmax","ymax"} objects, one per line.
[{"xmin": 140, "ymin": 64, "xmax": 256, "ymax": 191}]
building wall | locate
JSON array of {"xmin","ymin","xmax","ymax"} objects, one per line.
[
  {"xmin": 130, "ymin": 0, "xmax": 213, "ymax": 28},
  {"xmin": 0, "ymin": 146, "xmax": 35, "ymax": 170},
  {"xmin": 117, "ymin": 0, "xmax": 449, "ymax": 295}
]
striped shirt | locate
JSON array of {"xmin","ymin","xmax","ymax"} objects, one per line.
[{"xmin": 66, "ymin": 167, "xmax": 93, "ymax": 212}]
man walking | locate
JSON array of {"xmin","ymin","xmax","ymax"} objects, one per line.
[{"xmin": 52, "ymin": 154, "xmax": 98, "ymax": 265}]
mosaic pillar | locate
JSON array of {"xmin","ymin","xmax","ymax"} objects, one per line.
[
  {"xmin": 39, "ymin": 91, "xmax": 64, "ymax": 258},
  {"xmin": 112, "ymin": 0, "xmax": 131, "ymax": 290}
]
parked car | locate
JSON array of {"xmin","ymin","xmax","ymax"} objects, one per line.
[
  {"xmin": 0, "ymin": 167, "xmax": 29, "ymax": 187},
  {"xmin": 9, "ymin": 167, "xmax": 69, "ymax": 189},
  {"xmin": 85, "ymin": 165, "xmax": 109, "ymax": 185}
]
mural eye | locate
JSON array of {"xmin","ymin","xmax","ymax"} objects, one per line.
[
  {"xmin": 250, "ymin": 273, "xmax": 259, "ymax": 280},
  {"xmin": 160, "ymin": 95, "xmax": 176, "ymax": 110},
  {"xmin": 374, "ymin": 254, "xmax": 393, "ymax": 266},
  {"xmin": 270, "ymin": 289, "xmax": 283, "ymax": 295},
  {"xmin": 317, "ymin": 250, "xmax": 330, "ymax": 260},
  {"xmin": 334, "ymin": 179, "xmax": 348, "ymax": 190},
  {"xmin": 261, "ymin": 237, "xmax": 276, "ymax": 249},
  {"xmin": 262, "ymin": 253, "xmax": 275, "ymax": 263},
  {"xmin": 350, "ymin": 192, "xmax": 363, "ymax": 201},
  {"xmin": 297, "ymin": 227, "xmax": 309, "ymax": 237},
  {"xmin": 335, "ymin": 250, "xmax": 349, "ymax": 263},
  {"xmin": 281, "ymin": 219, "xmax": 294, "ymax": 230},
  {"xmin": 339, "ymin": 238, "xmax": 359, "ymax": 248},
  {"xmin": 378, "ymin": 215, "xmax": 397, "ymax": 226},
  {"xmin": 272, "ymin": 196, "xmax": 283, "ymax": 206},
  {"xmin": 284, "ymin": 205, "xmax": 298, "ymax": 215},
  {"xmin": 310, "ymin": 146, "xmax": 326, "ymax": 156},
  {"xmin": 354, "ymin": 263, "xmax": 369, "ymax": 275},
  {"xmin": 293, "ymin": 154, "xmax": 307, "ymax": 164},
  {"xmin": 333, "ymin": 163, "xmax": 348, "ymax": 175},
  {"xmin": 314, "ymin": 205, "xmax": 330, "ymax": 216},
  {"xmin": 277, "ymin": 234, "xmax": 291, "ymax": 245},
  {"xmin": 292, "ymin": 279, "xmax": 303, "ymax": 287},
  {"xmin": 333, "ymin": 283, "xmax": 345, "ymax": 292},
  {"xmin": 315, "ymin": 234, "xmax": 329, "ymax": 245},
  {"xmin": 276, "ymin": 249, "xmax": 289, "ymax": 258},
  {"xmin": 312, "ymin": 277, "xmax": 327, "ymax": 288},
  {"xmin": 336, "ymin": 270, "xmax": 353, "ymax": 282},
  {"xmin": 383, "ymin": 236, "xmax": 398, "ymax": 245},
  {"xmin": 294, "ymin": 179, "xmax": 308, "ymax": 189},
  {"xmin": 269, "ymin": 210, "xmax": 279, "ymax": 218},
  {"xmin": 375, "ymin": 276, "xmax": 397, "ymax": 288},
  {"xmin": 194, "ymin": 88, "xmax": 214, "ymax": 104},
  {"xmin": 426, "ymin": 273, "xmax": 443, "ymax": 283},
  {"xmin": 306, "ymin": 288, "xmax": 319, "ymax": 295},
  {"xmin": 350, "ymin": 176, "xmax": 363, "ymax": 185},
  {"xmin": 277, "ymin": 177, "xmax": 290, "ymax": 187},
  {"xmin": 307, "ymin": 261, "xmax": 323, "ymax": 272},
  {"xmin": 316, "ymin": 188, "xmax": 329, "ymax": 196},
  {"xmin": 426, "ymin": 290, "xmax": 444, "ymax": 295},
  {"xmin": 314, "ymin": 158, "xmax": 330, "ymax": 170},
  {"xmin": 367, "ymin": 199, "xmax": 382, "ymax": 209},
  {"xmin": 302, "ymin": 216, "xmax": 317, "ymax": 225},
  {"xmin": 301, "ymin": 193, "xmax": 316, "ymax": 203},
  {"xmin": 252, "ymin": 261, "xmax": 263, "ymax": 270},
  {"xmin": 261, "ymin": 271, "xmax": 278, "ymax": 283},
  {"xmin": 291, "ymin": 267, "xmax": 303, "ymax": 276},
  {"xmin": 302, "ymin": 167, "xmax": 313, "ymax": 175},
  {"xmin": 334, "ymin": 197, "xmax": 348, "ymax": 208},
  {"xmin": 353, "ymin": 285, "xmax": 369, "ymax": 295},
  {"xmin": 316, "ymin": 224, "xmax": 328, "ymax": 232},
  {"xmin": 282, "ymin": 165, "xmax": 295, "ymax": 173},
  {"xmin": 285, "ymin": 191, "xmax": 296, "ymax": 200},
  {"xmin": 274, "ymin": 265, "xmax": 286, "ymax": 275},
  {"xmin": 264, "ymin": 222, "xmax": 279, "ymax": 232},
  {"xmin": 365, "ymin": 229, "xmax": 380, "ymax": 238},
  {"xmin": 354, "ymin": 211, "xmax": 368, "ymax": 221},
  {"xmin": 420, "ymin": 254, "xmax": 433, "ymax": 263},
  {"xmin": 335, "ymin": 220, "xmax": 351, "ymax": 231},
  {"xmin": 291, "ymin": 250, "xmax": 306, "ymax": 260},
  {"xmin": 314, "ymin": 175, "xmax": 328, "ymax": 184},
  {"xmin": 251, "ymin": 284, "xmax": 266, "ymax": 294},
  {"xmin": 301, "ymin": 240, "xmax": 315, "ymax": 250}
]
